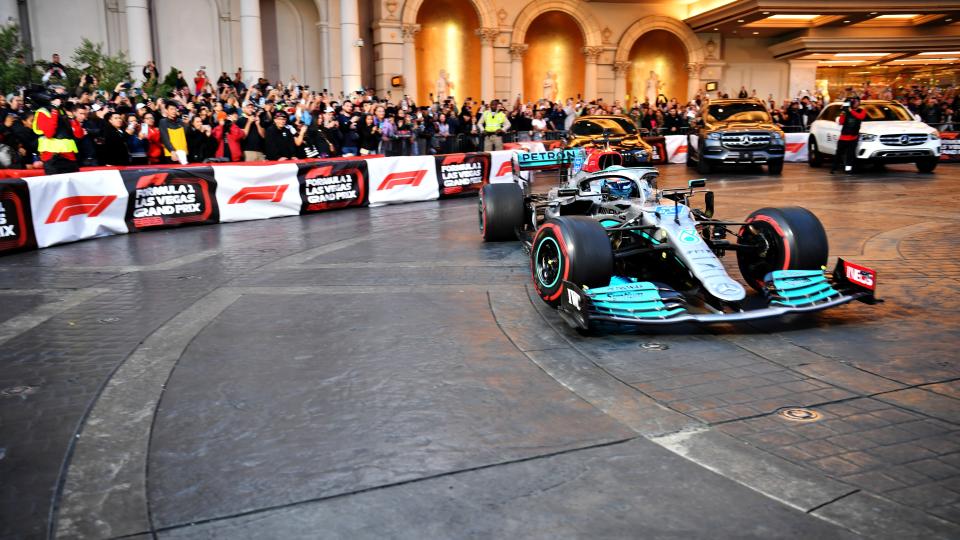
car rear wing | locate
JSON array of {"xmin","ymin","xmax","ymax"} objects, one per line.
[{"xmin": 513, "ymin": 148, "xmax": 587, "ymax": 172}]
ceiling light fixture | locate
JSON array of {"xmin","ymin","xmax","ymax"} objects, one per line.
[
  {"xmin": 752, "ymin": 31, "xmax": 759, "ymax": 34},
  {"xmin": 737, "ymin": 19, "xmax": 745, "ymax": 23}
]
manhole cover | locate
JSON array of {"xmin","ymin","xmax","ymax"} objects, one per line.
[
  {"xmin": 1, "ymin": 386, "xmax": 37, "ymax": 398},
  {"xmin": 640, "ymin": 342, "xmax": 669, "ymax": 351},
  {"xmin": 778, "ymin": 407, "xmax": 822, "ymax": 422}
]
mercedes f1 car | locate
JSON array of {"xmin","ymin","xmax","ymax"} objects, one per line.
[{"xmin": 478, "ymin": 148, "xmax": 879, "ymax": 330}]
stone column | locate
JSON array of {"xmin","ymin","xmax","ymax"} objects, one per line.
[
  {"xmin": 240, "ymin": 0, "xmax": 265, "ymax": 83},
  {"xmin": 402, "ymin": 24, "xmax": 420, "ymax": 100},
  {"xmin": 509, "ymin": 43, "xmax": 527, "ymax": 103},
  {"xmin": 316, "ymin": 19, "xmax": 332, "ymax": 91},
  {"xmin": 686, "ymin": 62, "xmax": 703, "ymax": 104},
  {"xmin": 788, "ymin": 59, "xmax": 819, "ymax": 100},
  {"xmin": 613, "ymin": 61, "xmax": 630, "ymax": 106},
  {"xmin": 124, "ymin": 0, "xmax": 152, "ymax": 80},
  {"xmin": 477, "ymin": 28, "xmax": 498, "ymax": 102},
  {"xmin": 340, "ymin": 0, "xmax": 362, "ymax": 93},
  {"xmin": 583, "ymin": 47, "xmax": 603, "ymax": 101}
]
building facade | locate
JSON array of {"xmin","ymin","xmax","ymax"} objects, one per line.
[{"xmin": 6, "ymin": 0, "xmax": 960, "ymax": 105}]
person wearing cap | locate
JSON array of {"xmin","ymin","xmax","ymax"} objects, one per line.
[
  {"xmin": 832, "ymin": 96, "xmax": 867, "ymax": 174},
  {"xmin": 313, "ymin": 107, "xmax": 341, "ymax": 156},
  {"xmin": 33, "ymin": 91, "xmax": 82, "ymax": 175},
  {"xmin": 212, "ymin": 106, "xmax": 244, "ymax": 161},
  {"xmin": 264, "ymin": 110, "xmax": 306, "ymax": 161},
  {"xmin": 478, "ymin": 99, "xmax": 509, "ymax": 151}
]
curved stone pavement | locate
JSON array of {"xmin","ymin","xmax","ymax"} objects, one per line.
[{"xmin": 1, "ymin": 164, "xmax": 959, "ymax": 539}]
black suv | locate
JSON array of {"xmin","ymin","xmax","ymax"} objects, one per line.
[{"xmin": 687, "ymin": 99, "xmax": 785, "ymax": 175}]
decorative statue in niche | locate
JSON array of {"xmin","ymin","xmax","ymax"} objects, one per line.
[
  {"xmin": 543, "ymin": 71, "xmax": 557, "ymax": 102},
  {"xmin": 436, "ymin": 69, "xmax": 453, "ymax": 101},
  {"xmin": 645, "ymin": 70, "xmax": 661, "ymax": 106}
]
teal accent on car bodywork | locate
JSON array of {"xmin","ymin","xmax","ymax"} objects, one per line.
[
  {"xmin": 766, "ymin": 269, "xmax": 842, "ymax": 307},
  {"xmin": 584, "ymin": 281, "xmax": 687, "ymax": 319}
]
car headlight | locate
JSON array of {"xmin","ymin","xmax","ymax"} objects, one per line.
[
  {"xmin": 770, "ymin": 132, "xmax": 783, "ymax": 141},
  {"xmin": 930, "ymin": 132, "xmax": 940, "ymax": 141},
  {"xmin": 706, "ymin": 132, "xmax": 722, "ymax": 140},
  {"xmin": 859, "ymin": 134, "xmax": 877, "ymax": 142}
]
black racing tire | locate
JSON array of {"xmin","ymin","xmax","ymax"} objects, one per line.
[
  {"xmin": 696, "ymin": 142, "xmax": 712, "ymax": 174},
  {"xmin": 736, "ymin": 207, "xmax": 829, "ymax": 291},
  {"xmin": 767, "ymin": 159, "xmax": 784, "ymax": 175},
  {"xmin": 479, "ymin": 183, "xmax": 524, "ymax": 241},
  {"xmin": 916, "ymin": 158, "xmax": 938, "ymax": 173},
  {"xmin": 531, "ymin": 216, "xmax": 613, "ymax": 307},
  {"xmin": 808, "ymin": 136, "xmax": 823, "ymax": 168}
]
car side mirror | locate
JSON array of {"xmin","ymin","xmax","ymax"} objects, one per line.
[{"xmin": 704, "ymin": 191, "xmax": 714, "ymax": 218}]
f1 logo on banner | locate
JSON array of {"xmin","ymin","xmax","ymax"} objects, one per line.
[
  {"xmin": 45, "ymin": 195, "xmax": 117, "ymax": 224},
  {"xmin": 366, "ymin": 155, "xmax": 439, "ymax": 206},
  {"xmin": 377, "ymin": 170, "xmax": 427, "ymax": 190},
  {"xmin": 227, "ymin": 185, "xmax": 289, "ymax": 204}
]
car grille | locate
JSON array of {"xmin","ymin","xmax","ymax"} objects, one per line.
[
  {"xmin": 720, "ymin": 133, "xmax": 770, "ymax": 149},
  {"xmin": 879, "ymin": 134, "xmax": 928, "ymax": 146}
]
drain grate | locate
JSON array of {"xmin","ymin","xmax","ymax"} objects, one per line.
[{"xmin": 778, "ymin": 407, "xmax": 822, "ymax": 422}]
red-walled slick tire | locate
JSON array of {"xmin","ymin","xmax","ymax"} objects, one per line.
[
  {"xmin": 479, "ymin": 183, "xmax": 524, "ymax": 241},
  {"xmin": 531, "ymin": 216, "xmax": 613, "ymax": 307},
  {"xmin": 737, "ymin": 207, "xmax": 828, "ymax": 291}
]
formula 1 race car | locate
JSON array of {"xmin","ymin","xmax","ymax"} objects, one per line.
[{"xmin": 478, "ymin": 148, "xmax": 879, "ymax": 330}]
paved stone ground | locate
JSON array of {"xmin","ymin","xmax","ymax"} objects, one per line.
[{"xmin": 0, "ymin": 163, "xmax": 958, "ymax": 539}]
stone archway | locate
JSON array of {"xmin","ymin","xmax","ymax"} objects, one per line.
[
  {"xmin": 615, "ymin": 16, "xmax": 706, "ymax": 103},
  {"xmin": 400, "ymin": 0, "xmax": 496, "ymax": 28},
  {"xmin": 615, "ymin": 16, "xmax": 703, "ymax": 64},
  {"xmin": 510, "ymin": 0, "xmax": 603, "ymax": 48},
  {"xmin": 511, "ymin": 0, "xmax": 604, "ymax": 101}
]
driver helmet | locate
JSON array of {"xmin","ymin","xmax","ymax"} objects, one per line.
[{"xmin": 601, "ymin": 178, "xmax": 636, "ymax": 199}]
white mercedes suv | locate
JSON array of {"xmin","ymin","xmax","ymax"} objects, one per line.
[{"xmin": 808, "ymin": 100, "xmax": 941, "ymax": 173}]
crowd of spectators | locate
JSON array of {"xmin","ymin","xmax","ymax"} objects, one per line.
[{"xmin": 0, "ymin": 54, "xmax": 956, "ymax": 169}]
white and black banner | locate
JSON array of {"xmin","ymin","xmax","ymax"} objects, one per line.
[
  {"xmin": 28, "ymin": 170, "xmax": 129, "ymax": 248},
  {"xmin": 366, "ymin": 155, "xmax": 439, "ymax": 207},
  {"xmin": 214, "ymin": 164, "xmax": 301, "ymax": 223}
]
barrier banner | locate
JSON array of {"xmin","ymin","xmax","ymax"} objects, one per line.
[
  {"xmin": 436, "ymin": 152, "xmax": 490, "ymax": 198},
  {"xmin": 488, "ymin": 150, "xmax": 518, "ymax": 184},
  {"xmin": 0, "ymin": 179, "xmax": 37, "ymax": 255},
  {"xmin": 366, "ymin": 155, "xmax": 438, "ymax": 207},
  {"xmin": 214, "ymin": 163, "xmax": 299, "ymax": 223},
  {"xmin": 641, "ymin": 136, "xmax": 669, "ymax": 164},
  {"xmin": 122, "ymin": 168, "xmax": 219, "ymax": 230},
  {"xmin": 940, "ymin": 132, "xmax": 959, "ymax": 162},
  {"xmin": 298, "ymin": 160, "xmax": 368, "ymax": 213},
  {"xmin": 785, "ymin": 133, "xmax": 808, "ymax": 162},
  {"xmin": 29, "ymin": 170, "xmax": 128, "ymax": 248}
]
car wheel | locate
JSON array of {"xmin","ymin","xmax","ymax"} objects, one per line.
[
  {"xmin": 768, "ymin": 159, "xmax": 784, "ymax": 175},
  {"xmin": 696, "ymin": 142, "xmax": 712, "ymax": 174},
  {"xmin": 808, "ymin": 136, "xmax": 823, "ymax": 168},
  {"xmin": 736, "ymin": 207, "xmax": 829, "ymax": 291},
  {"xmin": 479, "ymin": 183, "xmax": 524, "ymax": 241},
  {"xmin": 916, "ymin": 158, "xmax": 938, "ymax": 173},
  {"xmin": 531, "ymin": 216, "xmax": 613, "ymax": 307}
]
